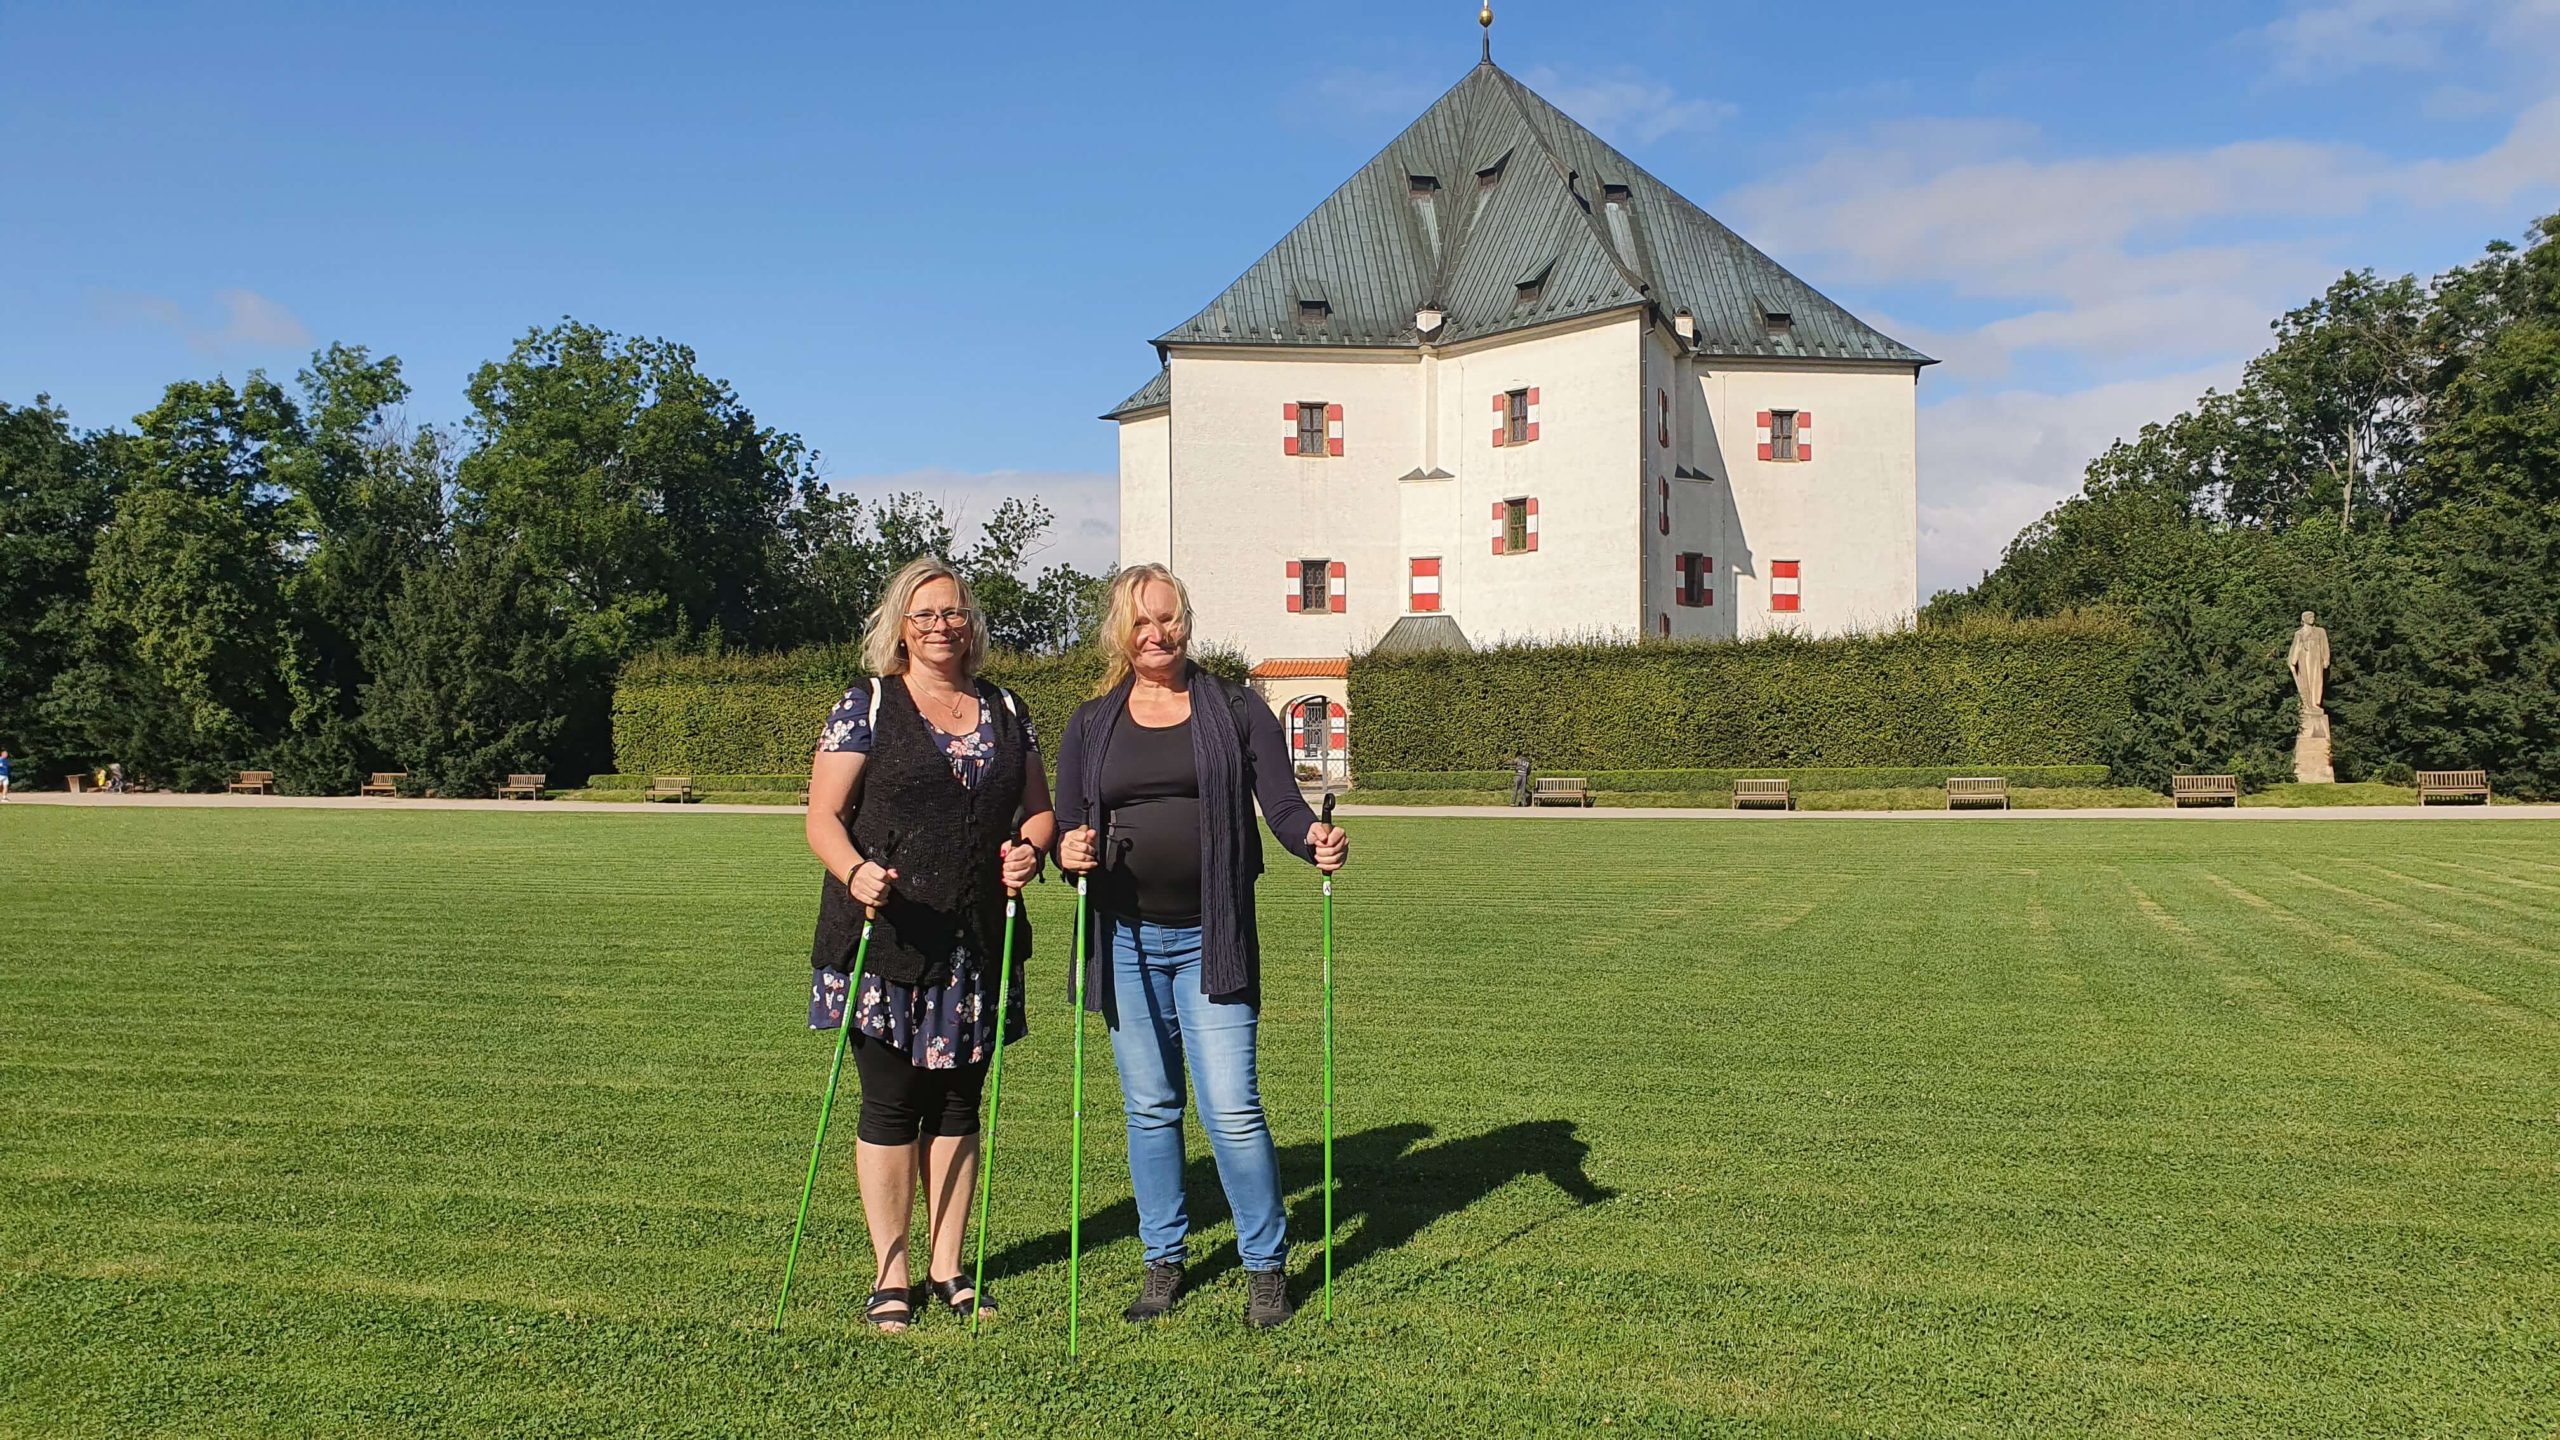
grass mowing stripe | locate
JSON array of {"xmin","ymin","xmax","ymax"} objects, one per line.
[{"xmin": 4, "ymin": 807, "xmax": 2557, "ymax": 1437}]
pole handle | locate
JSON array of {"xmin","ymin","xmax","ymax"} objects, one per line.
[{"xmin": 1320, "ymin": 792, "xmax": 1337, "ymax": 826}]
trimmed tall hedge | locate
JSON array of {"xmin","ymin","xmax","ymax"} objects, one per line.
[
  {"xmin": 1346, "ymin": 618, "xmax": 2139, "ymax": 773},
  {"xmin": 1356, "ymin": 765, "xmax": 2112, "ymax": 792},
  {"xmin": 612, "ymin": 645, "xmax": 1247, "ymax": 776}
]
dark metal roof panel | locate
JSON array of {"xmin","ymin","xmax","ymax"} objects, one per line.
[
  {"xmin": 1102, "ymin": 366, "xmax": 1171, "ymax": 420},
  {"xmin": 1144, "ymin": 61, "xmax": 1928, "ymax": 366}
]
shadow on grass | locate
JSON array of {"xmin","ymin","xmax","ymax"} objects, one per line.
[{"xmin": 982, "ymin": 1119, "xmax": 1612, "ymax": 1296}]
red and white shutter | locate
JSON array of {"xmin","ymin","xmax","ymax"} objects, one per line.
[
  {"xmin": 1657, "ymin": 389, "xmax": 1671, "ymax": 449},
  {"xmin": 1327, "ymin": 560, "xmax": 1347, "ymax": 613},
  {"xmin": 1524, "ymin": 387, "xmax": 1540, "ymax": 443},
  {"xmin": 1327, "ymin": 702, "xmax": 1347, "ymax": 752},
  {"xmin": 1523, "ymin": 496, "xmax": 1539, "ymax": 551},
  {"xmin": 1408, "ymin": 557, "xmax": 1441, "ymax": 612},
  {"xmin": 1703, "ymin": 553, "xmax": 1715, "ymax": 608},
  {"xmin": 1490, "ymin": 392, "xmax": 1508, "ymax": 447},
  {"xmin": 1755, "ymin": 410, "xmax": 1774, "ymax": 462},
  {"xmin": 1284, "ymin": 559, "xmax": 1304, "ymax": 612},
  {"xmin": 1771, "ymin": 559, "xmax": 1801, "ymax": 612},
  {"xmin": 1658, "ymin": 475, "xmax": 1670, "ymax": 535},
  {"xmin": 1490, "ymin": 499, "xmax": 1506, "ymax": 554},
  {"xmin": 1795, "ymin": 410, "xmax": 1812, "ymax": 462},
  {"xmin": 1283, "ymin": 402, "xmax": 1301, "ymax": 456},
  {"xmin": 1285, "ymin": 706, "xmax": 1306, "ymax": 751},
  {"xmin": 1326, "ymin": 403, "xmax": 1345, "ymax": 457}
]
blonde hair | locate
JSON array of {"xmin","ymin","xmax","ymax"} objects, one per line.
[
  {"xmin": 1096, "ymin": 563, "xmax": 1195, "ymax": 695},
  {"xmin": 862, "ymin": 556, "xmax": 988, "ymax": 677}
]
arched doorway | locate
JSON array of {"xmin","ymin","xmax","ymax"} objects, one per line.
[{"xmin": 1281, "ymin": 693, "xmax": 1349, "ymax": 792}]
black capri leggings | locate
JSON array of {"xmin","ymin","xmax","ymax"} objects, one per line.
[{"xmin": 852, "ymin": 1032, "xmax": 989, "ymax": 1146}]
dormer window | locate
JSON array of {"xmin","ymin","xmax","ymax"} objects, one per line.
[
  {"xmin": 1408, "ymin": 174, "xmax": 1439, "ymax": 198},
  {"xmin": 1761, "ymin": 303, "xmax": 1794, "ymax": 339},
  {"xmin": 1476, "ymin": 152, "xmax": 1509, "ymax": 190},
  {"xmin": 1514, "ymin": 260, "xmax": 1552, "ymax": 311},
  {"xmin": 1603, "ymin": 183, "xmax": 1632, "ymax": 206},
  {"xmin": 1298, "ymin": 298, "xmax": 1331, "ymax": 329}
]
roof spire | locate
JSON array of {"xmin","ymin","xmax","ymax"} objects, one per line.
[{"xmin": 1480, "ymin": 3, "xmax": 1493, "ymax": 63}]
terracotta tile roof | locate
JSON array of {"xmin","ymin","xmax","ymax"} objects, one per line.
[{"xmin": 1249, "ymin": 657, "xmax": 1350, "ymax": 679}]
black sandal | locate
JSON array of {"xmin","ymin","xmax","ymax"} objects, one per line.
[
  {"xmin": 927, "ymin": 1274, "xmax": 993, "ymax": 1320},
  {"xmin": 863, "ymin": 1286, "xmax": 916, "ymax": 1331}
]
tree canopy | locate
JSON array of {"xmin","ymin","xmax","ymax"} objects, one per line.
[
  {"xmin": 0, "ymin": 321, "xmax": 1107, "ymax": 793},
  {"xmin": 1928, "ymin": 214, "xmax": 2560, "ymax": 796}
]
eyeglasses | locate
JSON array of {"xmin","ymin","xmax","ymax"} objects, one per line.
[{"xmin": 904, "ymin": 608, "xmax": 977, "ymax": 631}]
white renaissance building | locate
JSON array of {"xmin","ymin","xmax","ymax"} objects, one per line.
[{"xmin": 1106, "ymin": 44, "xmax": 1930, "ymax": 770}]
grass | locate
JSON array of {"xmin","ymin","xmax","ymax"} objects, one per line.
[
  {"xmin": 3, "ymin": 807, "xmax": 2558, "ymax": 1438},
  {"xmin": 1343, "ymin": 782, "xmax": 2455, "ymax": 810}
]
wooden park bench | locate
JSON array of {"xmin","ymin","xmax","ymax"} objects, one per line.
[
  {"xmin": 496, "ymin": 773, "xmax": 547, "ymax": 801},
  {"xmin": 2416, "ymin": 769, "xmax": 2491, "ymax": 805},
  {"xmin": 644, "ymin": 776, "xmax": 695, "ymax": 804},
  {"xmin": 359, "ymin": 772, "xmax": 406, "ymax": 798},
  {"xmin": 2173, "ymin": 774, "xmax": 2240, "ymax": 807},
  {"xmin": 1529, "ymin": 777, "xmax": 1593, "ymax": 807},
  {"xmin": 1732, "ymin": 778, "xmax": 1793, "ymax": 811},
  {"xmin": 226, "ymin": 770, "xmax": 276, "ymax": 795},
  {"xmin": 1945, "ymin": 776, "xmax": 2010, "ymax": 810}
]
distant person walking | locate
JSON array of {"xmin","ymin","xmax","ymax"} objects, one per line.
[
  {"xmin": 0, "ymin": 749, "xmax": 12, "ymax": 800},
  {"xmin": 1054, "ymin": 564, "xmax": 1347, "ymax": 1330},
  {"xmin": 802, "ymin": 555, "xmax": 1054, "ymax": 1332}
]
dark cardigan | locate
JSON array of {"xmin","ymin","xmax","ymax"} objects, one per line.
[{"xmin": 1053, "ymin": 666, "xmax": 1317, "ymax": 1007}]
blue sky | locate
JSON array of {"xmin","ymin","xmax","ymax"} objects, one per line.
[{"xmin": 6, "ymin": 0, "xmax": 2557, "ymax": 593}]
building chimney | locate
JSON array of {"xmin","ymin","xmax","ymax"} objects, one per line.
[
  {"xmin": 1416, "ymin": 306, "xmax": 1445, "ymax": 336},
  {"xmin": 1674, "ymin": 310, "xmax": 1696, "ymax": 342}
]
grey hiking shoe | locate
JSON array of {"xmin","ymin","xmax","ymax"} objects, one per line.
[
  {"xmin": 1244, "ymin": 1269, "xmax": 1294, "ymax": 1329},
  {"xmin": 1124, "ymin": 1261, "xmax": 1183, "ymax": 1323}
]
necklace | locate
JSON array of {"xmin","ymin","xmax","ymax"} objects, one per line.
[{"xmin": 913, "ymin": 680, "xmax": 975, "ymax": 727}]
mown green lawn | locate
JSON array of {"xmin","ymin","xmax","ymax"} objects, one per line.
[{"xmin": 3, "ymin": 808, "xmax": 2556, "ymax": 1438}]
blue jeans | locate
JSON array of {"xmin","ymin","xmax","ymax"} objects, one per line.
[{"xmin": 1103, "ymin": 917, "xmax": 1288, "ymax": 1272}]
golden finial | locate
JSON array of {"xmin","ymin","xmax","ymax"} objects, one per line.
[{"xmin": 1480, "ymin": 2, "xmax": 1493, "ymax": 61}]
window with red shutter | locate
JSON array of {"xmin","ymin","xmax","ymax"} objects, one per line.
[
  {"xmin": 1408, "ymin": 556, "xmax": 1442, "ymax": 612},
  {"xmin": 1771, "ymin": 559, "xmax": 1801, "ymax": 612}
]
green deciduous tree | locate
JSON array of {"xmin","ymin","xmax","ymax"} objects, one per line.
[{"xmin": 0, "ymin": 399, "xmax": 121, "ymax": 773}]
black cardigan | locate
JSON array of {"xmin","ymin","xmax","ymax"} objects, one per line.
[{"xmin": 1053, "ymin": 667, "xmax": 1318, "ymax": 1006}]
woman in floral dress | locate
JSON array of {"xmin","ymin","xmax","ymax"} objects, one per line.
[{"xmin": 804, "ymin": 556, "xmax": 1052, "ymax": 1331}]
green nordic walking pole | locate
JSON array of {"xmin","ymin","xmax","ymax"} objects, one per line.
[
  {"xmin": 774, "ymin": 905, "xmax": 877, "ymax": 1329},
  {"xmin": 967, "ymin": 852, "xmax": 1025, "ymax": 1339},
  {"xmin": 1318, "ymin": 791, "xmax": 1338, "ymax": 1321},
  {"xmin": 1067, "ymin": 867, "xmax": 1092, "ymax": 1358}
]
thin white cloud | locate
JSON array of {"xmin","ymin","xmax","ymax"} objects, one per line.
[
  {"xmin": 2250, "ymin": 0, "xmax": 2560, "ymax": 84},
  {"xmin": 1520, "ymin": 68, "xmax": 1736, "ymax": 145},
  {"xmin": 827, "ymin": 466, "xmax": 1120, "ymax": 576},
  {"xmin": 2255, "ymin": 0, "xmax": 2466, "ymax": 79},
  {"xmin": 1736, "ymin": 89, "xmax": 2559, "ymax": 591},
  {"xmin": 103, "ymin": 288, "xmax": 315, "ymax": 356},
  {"xmin": 1917, "ymin": 366, "xmax": 2242, "ymax": 596}
]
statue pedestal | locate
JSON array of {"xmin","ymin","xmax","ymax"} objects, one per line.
[{"xmin": 2295, "ymin": 706, "xmax": 2334, "ymax": 785}]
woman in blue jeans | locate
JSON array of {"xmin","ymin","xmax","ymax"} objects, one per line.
[{"xmin": 1054, "ymin": 564, "xmax": 1348, "ymax": 1329}]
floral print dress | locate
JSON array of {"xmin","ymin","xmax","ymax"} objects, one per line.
[{"xmin": 807, "ymin": 683, "xmax": 1036, "ymax": 1069}]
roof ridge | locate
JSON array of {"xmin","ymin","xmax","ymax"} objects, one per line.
[{"xmin": 1488, "ymin": 66, "xmax": 1653, "ymax": 303}]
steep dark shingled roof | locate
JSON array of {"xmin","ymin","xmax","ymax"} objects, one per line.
[{"xmin": 1150, "ymin": 60, "xmax": 1928, "ymax": 365}]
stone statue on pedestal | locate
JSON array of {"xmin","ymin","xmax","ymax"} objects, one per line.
[{"xmin": 2289, "ymin": 611, "xmax": 2333, "ymax": 784}]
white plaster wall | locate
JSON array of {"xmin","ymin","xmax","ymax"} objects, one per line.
[
  {"xmin": 1165, "ymin": 350, "xmax": 1417, "ymax": 661},
  {"xmin": 1698, "ymin": 362, "xmax": 1919, "ymax": 638},
  {"xmin": 1115, "ymin": 411, "xmax": 1171, "ymax": 568},
  {"xmin": 1134, "ymin": 316, "xmax": 1911, "ymax": 661},
  {"xmin": 1437, "ymin": 313, "xmax": 1644, "ymax": 647}
]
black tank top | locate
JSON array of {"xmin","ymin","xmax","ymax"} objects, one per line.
[{"xmin": 1098, "ymin": 716, "xmax": 1202, "ymax": 925}]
